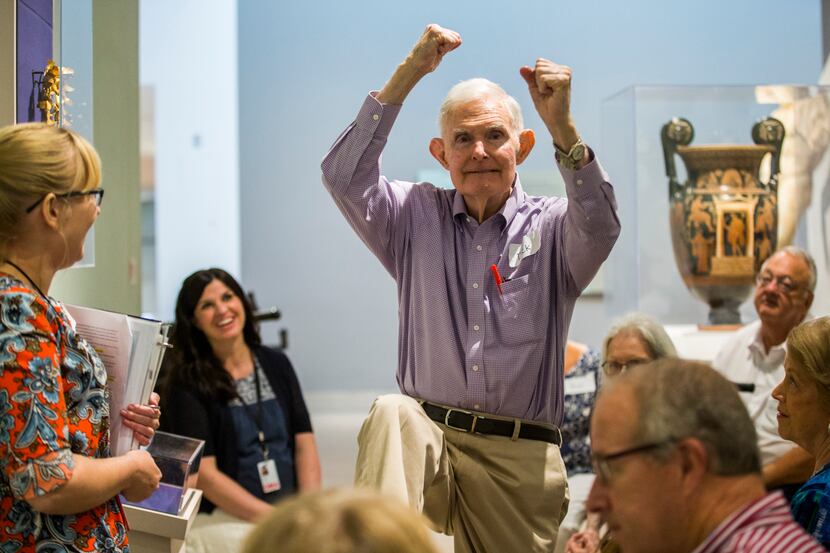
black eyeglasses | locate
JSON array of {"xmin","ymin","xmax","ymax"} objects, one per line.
[
  {"xmin": 26, "ymin": 188, "xmax": 105, "ymax": 213},
  {"xmin": 592, "ymin": 439, "xmax": 677, "ymax": 482},
  {"xmin": 601, "ymin": 358, "xmax": 651, "ymax": 376},
  {"xmin": 755, "ymin": 271, "xmax": 805, "ymax": 295}
]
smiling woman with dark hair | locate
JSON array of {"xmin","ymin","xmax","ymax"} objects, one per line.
[{"xmin": 160, "ymin": 268, "xmax": 321, "ymax": 553}]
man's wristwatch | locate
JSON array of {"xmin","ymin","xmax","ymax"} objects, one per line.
[{"xmin": 554, "ymin": 138, "xmax": 587, "ymax": 170}]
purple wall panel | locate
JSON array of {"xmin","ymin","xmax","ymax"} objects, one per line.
[{"xmin": 16, "ymin": 0, "xmax": 52, "ymax": 123}]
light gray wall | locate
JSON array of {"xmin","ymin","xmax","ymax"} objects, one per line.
[
  {"xmin": 239, "ymin": 0, "xmax": 823, "ymax": 391},
  {"xmin": 139, "ymin": 0, "xmax": 240, "ymax": 322}
]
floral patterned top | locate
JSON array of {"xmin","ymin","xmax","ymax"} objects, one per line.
[
  {"xmin": 0, "ymin": 275, "xmax": 129, "ymax": 552},
  {"xmin": 560, "ymin": 347, "xmax": 601, "ymax": 475}
]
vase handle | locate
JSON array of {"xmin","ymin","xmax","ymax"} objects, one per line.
[
  {"xmin": 751, "ymin": 117, "xmax": 785, "ymax": 193},
  {"xmin": 661, "ymin": 117, "xmax": 694, "ymax": 200}
]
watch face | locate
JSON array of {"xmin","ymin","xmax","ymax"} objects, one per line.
[{"xmin": 572, "ymin": 143, "xmax": 586, "ymax": 161}]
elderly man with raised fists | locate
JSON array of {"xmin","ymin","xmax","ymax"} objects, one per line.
[{"xmin": 322, "ymin": 24, "xmax": 620, "ymax": 552}]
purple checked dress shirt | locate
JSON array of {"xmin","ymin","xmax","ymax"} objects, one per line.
[{"xmin": 322, "ymin": 93, "xmax": 620, "ymax": 425}]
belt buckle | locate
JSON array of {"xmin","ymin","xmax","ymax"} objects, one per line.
[{"xmin": 444, "ymin": 407, "xmax": 477, "ymax": 433}]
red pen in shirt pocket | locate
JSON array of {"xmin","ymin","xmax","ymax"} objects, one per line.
[{"xmin": 490, "ymin": 264, "xmax": 507, "ymax": 295}]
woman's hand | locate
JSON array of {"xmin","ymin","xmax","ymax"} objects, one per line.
[
  {"xmin": 121, "ymin": 449, "xmax": 162, "ymax": 502},
  {"xmin": 121, "ymin": 392, "xmax": 161, "ymax": 446}
]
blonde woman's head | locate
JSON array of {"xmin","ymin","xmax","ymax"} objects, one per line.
[
  {"xmin": 0, "ymin": 123, "xmax": 101, "ymax": 258},
  {"xmin": 242, "ymin": 489, "xmax": 439, "ymax": 553}
]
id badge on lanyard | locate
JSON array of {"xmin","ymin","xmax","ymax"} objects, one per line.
[
  {"xmin": 256, "ymin": 430, "xmax": 281, "ymax": 493},
  {"xmin": 245, "ymin": 359, "xmax": 282, "ymax": 494}
]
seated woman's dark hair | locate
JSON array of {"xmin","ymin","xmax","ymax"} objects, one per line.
[{"xmin": 163, "ymin": 268, "xmax": 262, "ymax": 402}]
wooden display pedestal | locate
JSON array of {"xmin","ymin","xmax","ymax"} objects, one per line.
[{"xmin": 124, "ymin": 488, "xmax": 203, "ymax": 553}]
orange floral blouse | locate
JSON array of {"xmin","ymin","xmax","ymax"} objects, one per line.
[{"xmin": 0, "ymin": 275, "xmax": 129, "ymax": 552}]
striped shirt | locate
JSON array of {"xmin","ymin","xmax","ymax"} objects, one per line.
[
  {"xmin": 693, "ymin": 492, "xmax": 825, "ymax": 553},
  {"xmin": 322, "ymin": 93, "xmax": 620, "ymax": 424}
]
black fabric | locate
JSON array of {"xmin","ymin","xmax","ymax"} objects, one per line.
[
  {"xmin": 160, "ymin": 346, "xmax": 312, "ymax": 513},
  {"xmin": 421, "ymin": 402, "xmax": 562, "ymax": 445}
]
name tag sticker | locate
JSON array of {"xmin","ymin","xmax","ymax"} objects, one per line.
[
  {"xmin": 565, "ymin": 373, "xmax": 597, "ymax": 396},
  {"xmin": 258, "ymin": 459, "xmax": 281, "ymax": 494},
  {"xmin": 509, "ymin": 229, "xmax": 541, "ymax": 268}
]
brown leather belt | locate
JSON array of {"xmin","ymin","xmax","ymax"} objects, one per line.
[{"xmin": 421, "ymin": 401, "xmax": 562, "ymax": 445}]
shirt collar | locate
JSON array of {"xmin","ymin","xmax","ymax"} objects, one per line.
[
  {"xmin": 747, "ymin": 313, "xmax": 813, "ymax": 360},
  {"xmin": 452, "ymin": 174, "xmax": 524, "ymax": 227}
]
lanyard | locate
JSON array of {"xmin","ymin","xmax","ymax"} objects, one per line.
[{"xmin": 238, "ymin": 355, "xmax": 269, "ymax": 460}]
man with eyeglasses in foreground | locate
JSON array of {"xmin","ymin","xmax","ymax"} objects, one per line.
[
  {"xmin": 712, "ymin": 246, "xmax": 816, "ymax": 500},
  {"xmin": 585, "ymin": 358, "xmax": 823, "ymax": 553}
]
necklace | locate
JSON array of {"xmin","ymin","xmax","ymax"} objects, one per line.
[{"xmin": 3, "ymin": 260, "xmax": 50, "ymax": 300}]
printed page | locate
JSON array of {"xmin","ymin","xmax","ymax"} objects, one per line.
[{"xmin": 64, "ymin": 304, "xmax": 133, "ymax": 456}]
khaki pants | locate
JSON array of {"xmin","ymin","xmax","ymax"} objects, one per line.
[{"xmin": 355, "ymin": 394, "xmax": 569, "ymax": 553}]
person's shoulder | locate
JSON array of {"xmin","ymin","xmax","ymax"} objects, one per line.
[
  {"xmin": 734, "ymin": 319, "xmax": 762, "ymax": 339},
  {"xmin": 714, "ymin": 320, "xmax": 760, "ymax": 359},
  {"xmin": 0, "ymin": 276, "xmax": 56, "ymax": 330},
  {"xmin": 409, "ymin": 180, "xmax": 455, "ymax": 207},
  {"xmin": 255, "ymin": 345, "xmax": 296, "ymax": 375},
  {"xmin": 256, "ymin": 345, "xmax": 289, "ymax": 362},
  {"xmin": 0, "ymin": 275, "xmax": 42, "ymax": 304},
  {"xmin": 795, "ymin": 471, "xmax": 830, "ymax": 505}
]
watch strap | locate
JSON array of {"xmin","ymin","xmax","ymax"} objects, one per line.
[{"xmin": 554, "ymin": 137, "xmax": 586, "ymax": 170}]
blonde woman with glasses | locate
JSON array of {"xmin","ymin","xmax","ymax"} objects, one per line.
[{"xmin": 0, "ymin": 123, "xmax": 161, "ymax": 551}]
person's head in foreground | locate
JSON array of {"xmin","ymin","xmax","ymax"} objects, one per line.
[
  {"xmin": 0, "ymin": 122, "xmax": 103, "ymax": 273},
  {"xmin": 241, "ymin": 488, "xmax": 439, "ymax": 553},
  {"xmin": 586, "ymin": 359, "xmax": 764, "ymax": 553},
  {"xmin": 601, "ymin": 312, "xmax": 677, "ymax": 378}
]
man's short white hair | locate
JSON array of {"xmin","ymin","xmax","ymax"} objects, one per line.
[
  {"xmin": 438, "ymin": 78, "xmax": 524, "ymax": 135},
  {"xmin": 760, "ymin": 246, "xmax": 817, "ymax": 292}
]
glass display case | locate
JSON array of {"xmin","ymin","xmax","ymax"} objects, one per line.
[
  {"xmin": 124, "ymin": 432, "xmax": 205, "ymax": 515},
  {"xmin": 13, "ymin": 0, "xmax": 96, "ymax": 266},
  {"xmin": 601, "ymin": 85, "xmax": 830, "ymax": 324}
]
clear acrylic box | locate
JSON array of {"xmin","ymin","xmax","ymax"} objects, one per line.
[
  {"xmin": 601, "ymin": 85, "xmax": 830, "ymax": 324},
  {"xmin": 123, "ymin": 431, "xmax": 205, "ymax": 515}
]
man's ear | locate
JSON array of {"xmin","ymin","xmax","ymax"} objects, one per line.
[
  {"xmin": 429, "ymin": 137, "xmax": 450, "ymax": 170},
  {"xmin": 805, "ymin": 290, "xmax": 815, "ymax": 311},
  {"xmin": 516, "ymin": 129, "xmax": 535, "ymax": 165},
  {"xmin": 677, "ymin": 438, "xmax": 708, "ymax": 494}
]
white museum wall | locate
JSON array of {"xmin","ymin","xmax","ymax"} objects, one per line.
[
  {"xmin": 139, "ymin": 0, "xmax": 240, "ymax": 321},
  {"xmin": 236, "ymin": 0, "xmax": 822, "ymax": 391}
]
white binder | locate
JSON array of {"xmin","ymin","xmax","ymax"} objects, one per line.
[{"xmin": 65, "ymin": 304, "xmax": 171, "ymax": 457}]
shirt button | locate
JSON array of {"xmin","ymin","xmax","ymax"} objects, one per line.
[
  {"xmin": 467, "ymin": 217, "xmax": 472, "ymax": 223},
  {"xmin": 473, "ymin": 404, "xmax": 480, "ymax": 410},
  {"xmin": 472, "ymin": 365, "xmax": 479, "ymax": 371},
  {"xmin": 372, "ymin": 114, "xmax": 380, "ymax": 121},
  {"xmin": 576, "ymin": 178, "xmax": 583, "ymax": 186},
  {"xmin": 472, "ymin": 282, "xmax": 479, "ymax": 289},
  {"xmin": 476, "ymin": 245, "xmax": 482, "ymax": 251},
  {"xmin": 473, "ymin": 324, "xmax": 480, "ymax": 331}
]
